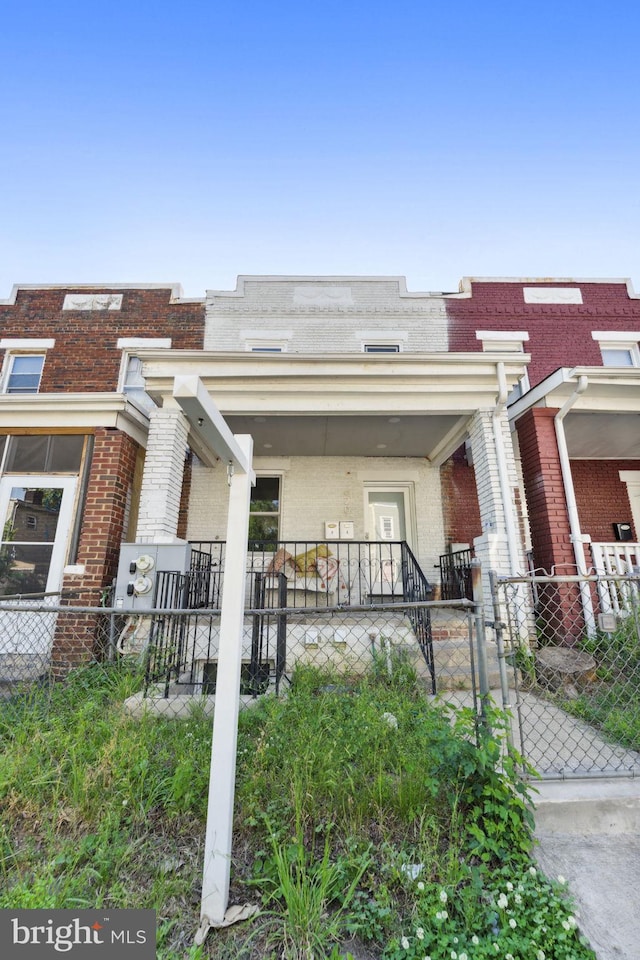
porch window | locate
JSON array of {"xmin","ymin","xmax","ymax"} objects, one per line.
[{"xmin": 248, "ymin": 476, "xmax": 280, "ymax": 547}]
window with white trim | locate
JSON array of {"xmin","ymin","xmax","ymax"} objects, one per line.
[
  {"xmin": 363, "ymin": 344, "xmax": 400, "ymax": 353},
  {"xmin": 592, "ymin": 332, "xmax": 640, "ymax": 368},
  {"xmin": 2, "ymin": 354, "xmax": 45, "ymax": 394},
  {"xmin": 248, "ymin": 476, "xmax": 281, "ymax": 547}
]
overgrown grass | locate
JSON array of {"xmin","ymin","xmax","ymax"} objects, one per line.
[
  {"xmin": 572, "ymin": 617, "xmax": 640, "ymax": 750},
  {"xmin": 0, "ymin": 660, "xmax": 595, "ymax": 959}
]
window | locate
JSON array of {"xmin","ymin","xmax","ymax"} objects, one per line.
[
  {"xmin": 248, "ymin": 476, "xmax": 280, "ymax": 547},
  {"xmin": 3, "ymin": 354, "xmax": 45, "ymax": 393},
  {"xmin": 363, "ymin": 344, "xmax": 400, "ymax": 353},
  {"xmin": 3, "ymin": 435, "xmax": 85, "ymax": 473},
  {"xmin": 123, "ymin": 356, "xmax": 145, "ymax": 389},
  {"xmin": 592, "ymin": 332, "xmax": 640, "ymax": 368},
  {"xmin": 601, "ymin": 347, "xmax": 639, "ymax": 367},
  {"xmin": 244, "ymin": 340, "xmax": 287, "ymax": 353}
]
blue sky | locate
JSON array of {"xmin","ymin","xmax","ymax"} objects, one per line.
[{"xmin": 1, "ymin": 1, "xmax": 638, "ymax": 296}]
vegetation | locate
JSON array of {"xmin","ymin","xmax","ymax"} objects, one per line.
[
  {"xmin": 0, "ymin": 660, "xmax": 595, "ymax": 959},
  {"xmin": 571, "ymin": 613, "xmax": 640, "ymax": 750}
]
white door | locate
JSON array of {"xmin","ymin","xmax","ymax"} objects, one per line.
[
  {"xmin": 364, "ymin": 485, "xmax": 414, "ymax": 596},
  {"xmin": 0, "ymin": 476, "xmax": 76, "ymax": 661}
]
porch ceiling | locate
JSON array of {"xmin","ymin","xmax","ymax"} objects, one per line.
[
  {"xmin": 565, "ymin": 412, "xmax": 640, "ymax": 459},
  {"xmin": 224, "ymin": 413, "xmax": 465, "ymax": 458},
  {"xmin": 509, "ymin": 367, "xmax": 640, "ymax": 461}
]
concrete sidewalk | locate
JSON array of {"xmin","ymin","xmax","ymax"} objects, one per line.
[{"xmin": 534, "ymin": 778, "xmax": 640, "ymax": 960}]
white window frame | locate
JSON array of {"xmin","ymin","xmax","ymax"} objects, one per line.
[
  {"xmin": 592, "ymin": 332, "xmax": 640, "ymax": 368},
  {"xmin": 1, "ymin": 353, "xmax": 46, "ymax": 394},
  {"xmin": 363, "ymin": 343, "xmax": 401, "ymax": 354},
  {"xmin": 476, "ymin": 330, "xmax": 529, "ymax": 353},
  {"xmin": 0, "ymin": 339, "xmax": 55, "ymax": 396},
  {"xmin": 116, "ymin": 338, "xmax": 172, "ymax": 392}
]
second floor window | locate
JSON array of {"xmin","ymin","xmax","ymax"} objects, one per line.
[{"xmin": 3, "ymin": 355, "xmax": 45, "ymax": 394}]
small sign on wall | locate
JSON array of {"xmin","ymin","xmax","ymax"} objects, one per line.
[
  {"xmin": 339, "ymin": 521, "xmax": 355, "ymax": 539},
  {"xmin": 325, "ymin": 521, "xmax": 340, "ymax": 539}
]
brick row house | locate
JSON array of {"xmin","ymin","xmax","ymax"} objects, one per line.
[
  {"xmin": 1, "ymin": 275, "xmax": 639, "ymax": 676},
  {"xmin": 0, "ymin": 285, "xmax": 203, "ymax": 671}
]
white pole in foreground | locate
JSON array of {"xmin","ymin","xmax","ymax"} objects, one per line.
[{"xmin": 196, "ymin": 434, "xmax": 254, "ymax": 942}]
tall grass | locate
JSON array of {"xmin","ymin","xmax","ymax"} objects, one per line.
[{"xmin": 0, "ymin": 660, "xmax": 593, "ymax": 959}]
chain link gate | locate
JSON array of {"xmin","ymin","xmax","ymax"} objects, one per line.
[{"xmin": 489, "ymin": 570, "xmax": 640, "ymax": 779}]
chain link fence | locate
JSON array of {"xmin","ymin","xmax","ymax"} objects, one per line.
[
  {"xmin": 492, "ymin": 572, "xmax": 640, "ymax": 779},
  {"xmin": 4, "ymin": 574, "xmax": 639, "ymax": 783},
  {"xmin": 0, "ymin": 597, "xmax": 487, "ymax": 720}
]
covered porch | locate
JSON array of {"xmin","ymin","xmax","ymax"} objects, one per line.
[{"xmin": 511, "ymin": 366, "xmax": 640, "ymax": 632}]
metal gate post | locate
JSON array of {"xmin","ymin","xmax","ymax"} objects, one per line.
[
  {"xmin": 489, "ymin": 569, "xmax": 514, "ymax": 753},
  {"xmin": 471, "ymin": 559, "xmax": 491, "ymax": 727}
]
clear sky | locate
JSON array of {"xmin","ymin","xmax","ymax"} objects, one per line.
[{"xmin": 1, "ymin": 0, "xmax": 638, "ymax": 297}]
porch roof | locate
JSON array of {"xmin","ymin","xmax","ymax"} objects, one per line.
[
  {"xmin": 139, "ymin": 349, "xmax": 530, "ymax": 464},
  {"xmin": 508, "ymin": 366, "xmax": 640, "ymax": 459}
]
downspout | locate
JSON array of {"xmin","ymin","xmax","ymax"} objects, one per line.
[
  {"xmin": 554, "ymin": 375, "xmax": 596, "ymax": 634},
  {"xmin": 493, "ymin": 361, "xmax": 521, "ymax": 576}
]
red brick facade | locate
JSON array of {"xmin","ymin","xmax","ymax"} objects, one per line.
[
  {"xmin": 0, "ymin": 285, "xmax": 206, "ymax": 672},
  {"xmin": 440, "ymin": 447, "xmax": 482, "ymax": 548},
  {"xmin": 571, "ymin": 460, "xmax": 637, "ymax": 544},
  {"xmin": 515, "ymin": 407, "xmax": 574, "ymax": 574},
  {"xmin": 0, "ymin": 286, "xmax": 203, "ymax": 391},
  {"xmin": 446, "ymin": 280, "xmax": 640, "ymax": 389}
]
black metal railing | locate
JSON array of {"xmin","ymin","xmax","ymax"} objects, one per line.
[
  {"xmin": 439, "ymin": 548, "xmax": 474, "ymax": 600},
  {"xmin": 187, "ymin": 539, "xmax": 419, "ymax": 609},
  {"xmin": 144, "ymin": 540, "xmax": 435, "ymax": 697},
  {"xmin": 401, "ymin": 542, "xmax": 435, "ymax": 693}
]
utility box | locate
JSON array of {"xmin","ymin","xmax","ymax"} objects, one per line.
[{"xmin": 114, "ymin": 542, "xmax": 192, "ymax": 611}]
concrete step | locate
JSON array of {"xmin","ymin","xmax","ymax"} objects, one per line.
[{"xmin": 534, "ymin": 777, "xmax": 640, "ymax": 835}]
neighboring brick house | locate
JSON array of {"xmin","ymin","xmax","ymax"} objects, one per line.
[
  {"xmin": 445, "ymin": 278, "xmax": 640, "ymax": 582},
  {"xmin": 0, "ymin": 285, "xmax": 204, "ymax": 667}
]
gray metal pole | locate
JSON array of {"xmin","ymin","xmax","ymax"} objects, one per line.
[{"xmin": 471, "ymin": 559, "xmax": 491, "ymax": 727}]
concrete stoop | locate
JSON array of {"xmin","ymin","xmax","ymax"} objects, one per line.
[
  {"xmin": 533, "ymin": 777, "xmax": 640, "ymax": 835},
  {"xmin": 533, "ymin": 778, "xmax": 640, "ymax": 960},
  {"xmin": 432, "ymin": 636, "xmax": 510, "ymax": 691}
]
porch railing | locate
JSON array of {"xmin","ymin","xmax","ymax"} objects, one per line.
[
  {"xmin": 590, "ymin": 541, "xmax": 640, "ymax": 615},
  {"xmin": 439, "ymin": 548, "xmax": 474, "ymax": 600},
  {"xmin": 146, "ymin": 540, "xmax": 435, "ymax": 698},
  {"xmin": 184, "ymin": 539, "xmax": 430, "ymax": 609}
]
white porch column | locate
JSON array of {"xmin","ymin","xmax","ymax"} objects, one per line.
[
  {"xmin": 468, "ymin": 408, "xmax": 524, "ymax": 577},
  {"xmin": 136, "ymin": 405, "xmax": 189, "ymax": 543}
]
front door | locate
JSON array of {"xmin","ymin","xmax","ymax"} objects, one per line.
[
  {"xmin": 0, "ymin": 476, "xmax": 76, "ymax": 660},
  {"xmin": 364, "ymin": 485, "xmax": 414, "ymax": 596}
]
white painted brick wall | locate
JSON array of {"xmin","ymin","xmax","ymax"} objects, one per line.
[
  {"xmin": 136, "ymin": 408, "xmax": 189, "ymax": 542},
  {"xmin": 204, "ymin": 278, "xmax": 448, "ymax": 353},
  {"xmin": 187, "ymin": 455, "xmax": 445, "ymax": 576},
  {"xmin": 468, "ymin": 409, "xmax": 524, "ymax": 577}
]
